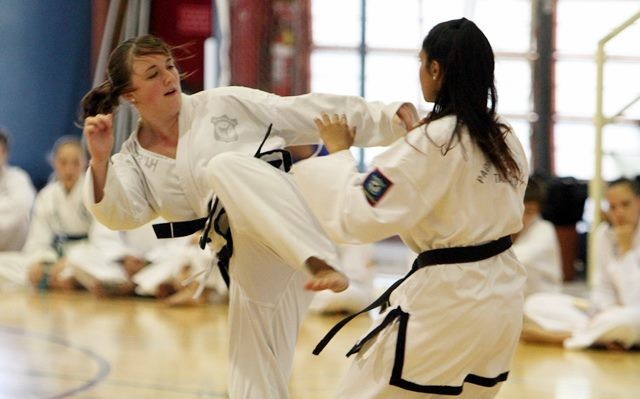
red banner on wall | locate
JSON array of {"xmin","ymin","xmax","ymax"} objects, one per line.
[
  {"xmin": 230, "ymin": 0, "xmax": 310, "ymax": 95},
  {"xmin": 151, "ymin": 0, "xmax": 212, "ymax": 93}
]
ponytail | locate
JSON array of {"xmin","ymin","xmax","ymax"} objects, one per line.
[{"xmin": 80, "ymin": 80, "xmax": 120, "ymax": 120}]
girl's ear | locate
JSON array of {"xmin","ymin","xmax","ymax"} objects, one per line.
[{"xmin": 430, "ymin": 60, "xmax": 441, "ymax": 81}]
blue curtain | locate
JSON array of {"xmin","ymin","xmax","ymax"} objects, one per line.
[{"xmin": 0, "ymin": 0, "xmax": 91, "ymax": 188}]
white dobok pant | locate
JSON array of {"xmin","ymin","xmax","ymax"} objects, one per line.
[{"xmin": 206, "ymin": 152, "xmax": 342, "ymax": 399}]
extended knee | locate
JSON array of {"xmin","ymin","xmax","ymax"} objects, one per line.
[{"xmin": 205, "ymin": 152, "xmax": 251, "ymax": 183}]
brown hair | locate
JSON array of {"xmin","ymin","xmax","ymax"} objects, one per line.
[
  {"xmin": 80, "ymin": 35, "xmax": 174, "ymax": 119},
  {"xmin": 608, "ymin": 177, "xmax": 640, "ymax": 196},
  {"xmin": 47, "ymin": 135, "xmax": 85, "ymax": 165}
]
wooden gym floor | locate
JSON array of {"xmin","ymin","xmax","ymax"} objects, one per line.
[{"xmin": 0, "ymin": 289, "xmax": 639, "ymax": 399}]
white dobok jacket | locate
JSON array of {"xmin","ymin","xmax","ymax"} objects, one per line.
[
  {"xmin": 0, "ymin": 165, "xmax": 35, "ymax": 251},
  {"xmin": 84, "ymin": 87, "xmax": 407, "ymax": 231}
]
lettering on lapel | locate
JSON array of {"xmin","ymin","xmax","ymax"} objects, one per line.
[
  {"xmin": 476, "ymin": 161, "xmax": 491, "ymax": 184},
  {"xmin": 132, "ymin": 153, "xmax": 158, "ymax": 172},
  {"xmin": 211, "ymin": 115, "xmax": 239, "ymax": 142},
  {"xmin": 144, "ymin": 157, "xmax": 159, "ymax": 171}
]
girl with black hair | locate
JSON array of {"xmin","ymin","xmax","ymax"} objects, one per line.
[{"xmin": 294, "ymin": 18, "xmax": 528, "ymax": 398}]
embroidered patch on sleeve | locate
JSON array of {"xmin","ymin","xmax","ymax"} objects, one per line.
[{"xmin": 363, "ymin": 169, "xmax": 393, "ymax": 206}]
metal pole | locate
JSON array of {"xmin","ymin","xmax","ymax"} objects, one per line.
[
  {"xmin": 531, "ymin": 0, "xmax": 554, "ymax": 176},
  {"xmin": 92, "ymin": 0, "xmax": 124, "ymax": 87},
  {"xmin": 358, "ymin": 0, "xmax": 367, "ymax": 171},
  {"xmin": 588, "ymin": 10, "xmax": 640, "ymax": 286}
]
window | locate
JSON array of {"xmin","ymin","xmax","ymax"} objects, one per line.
[
  {"xmin": 311, "ymin": 0, "xmax": 533, "ymax": 168},
  {"xmin": 555, "ymin": 0, "xmax": 640, "ymax": 179}
]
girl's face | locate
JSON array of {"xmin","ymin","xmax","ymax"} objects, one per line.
[
  {"xmin": 419, "ymin": 50, "xmax": 442, "ymax": 103},
  {"xmin": 606, "ymin": 184, "xmax": 640, "ymax": 228},
  {"xmin": 127, "ymin": 54, "xmax": 182, "ymax": 119},
  {"xmin": 53, "ymin": 143, "xmax": 85, "ymax": 192}
]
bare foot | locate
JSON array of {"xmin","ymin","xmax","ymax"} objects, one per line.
[
  {"xmin": 85, "ymin": 280, "xmax": 135, "ymax": 298},
  {"xmin": 27, "ymin": 263, "xmax": 46, "ymax": 289},
  {"xmin": 304, "ymin": 257, "xmax": 349, "ymax": 293},
  {"xmin": 156, "ymin": 282, "xmax": 177, "ymax": 299},
  {"xmin": 604, "ymin": 341, "xmax": 627, "ymax": 351},
  {"xmin": 164, "ymin": 283, "xmax": 209, "ymax": 307},
  {"xmin": 520, "ymin": 328, "xmax": 569, "ymax": 345}
]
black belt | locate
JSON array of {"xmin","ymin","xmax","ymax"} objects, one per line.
[
  {"xmin": 313, "ymin": 236, "xmax": 512, "ymax": 356},
  {"xmin": 152, "ymin": 218, "xmax": 207, "ymax": 239},
  {"xmin": 52, "ymin": 234, "xmax": 89, "ymax": 257}
]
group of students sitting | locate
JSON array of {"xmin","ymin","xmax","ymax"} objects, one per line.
[
  {"xmin": 0, "ymin": 130, "xmax": 217, "ymax": 304},
  {"xmin": 1, "ymin": 127, "xmax": 639, "ymax": 348},
  {"xmin": 514, "ymin": 175, "xmax": 640, "ymax": 351}
]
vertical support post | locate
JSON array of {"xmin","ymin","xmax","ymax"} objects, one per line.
[
  {"xmin": 357, "ymin": 0, "xmax": 367, "ymax": 171},
  {"xmin": 531, "ymin": 0, "xmax": 554, "ymax": 176}
]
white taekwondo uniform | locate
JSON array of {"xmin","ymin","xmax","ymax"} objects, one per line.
[
  {"xmin": 0, "ymin": 177, "xmax": 91, "ymax": 286},
  {"xmin": 524, "ymin": 222, "xmax": 640, "ymax": 349},
  {"xmin": 293, "ymin": 115, "xmax": 528, "ymax": 399},
  {"xmin": 513, "ymin": 216, "xmax": 563, "ymax": 297},
  {"xmin": 83, "ymin": 86, "xmax": 408, "ymax": 399},
  {"xmin": 0, "ymin": 165, "xmax": 35, "ymax": 252}
]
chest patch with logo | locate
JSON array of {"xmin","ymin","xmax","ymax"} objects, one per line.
[
  {"xmin": 211, "ymin": 115, "xmax": 239, "ymax": 142},
  {"xmin": 363, "ymin": 169, "xmax": 393, "ymax": 206}
]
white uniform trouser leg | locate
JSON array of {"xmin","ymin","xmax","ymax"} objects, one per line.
[
  {"xmin": 66, "ymin": 244, "xmax": 129, "ymax": 284},
  {"xmin": 565, "ymin": 306, "xmax": 640, "ymax": 349},
  {"xmin": 0, "ymin": 252, "xmax": 30, "ymax": 288},
  {"xmin": 206, "ymin": 152, "xmax": 341, "ymax": 272},
  {"xmin": 206, "ymin": 152, "xmax": 342, "ymax": 398},
  {"xmin": 227, "ymin": 237, "xmax": 313, "ymax": 399},
  {"xmin": 522, "ymin": 292, "xmax": 589, "ymax": 343},
  {"xmin": 523, "ymin": 293, "xmax": 640, "ymax": 349}
]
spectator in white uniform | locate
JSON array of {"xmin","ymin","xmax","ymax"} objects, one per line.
[
  {"xmin": 0, "ymin": 136, "xmax": 92, "ymax": 290},
  {"xmin": 523, "ymin": 177, "xmax": 640, "ymax": 350},
  {"xmin": 79, "ymin": 35, "xmax": 417, "ymax": 398},
  {"xmin": 513, "ymin": 177, "xmax": 563, "ymax": 297},
  {"xmin": 294, "ymin": 18, "xmax": 527, "ymax": 399},
  {"xmin": 0, "ymin": 127, "xmax": 35, "ymax": 253}
]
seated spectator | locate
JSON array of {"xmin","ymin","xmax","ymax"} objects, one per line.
[
  {"xmin": 0, "ymin": 136, "xmax": 91, "ymax": 290},
  {"xmin": 522, "ymin": 177, "xmax": 640, "ymax": 350},
  {"xmin": 0, "ymin": 127, "xmax": 35, "ymax": 253},
  {"xmin": 513, "ymin": 177, "xmax": 563, "ymax": 297}
]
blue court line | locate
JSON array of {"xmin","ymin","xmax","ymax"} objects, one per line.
[
  {"xmin": 78, "ymin": 378, "xmax": 228, "ymax": 398},
  {"xmin": 0, "ymin": 325, "xmax": 110, "ymax": 398},
  {"xmin": 0, "ymin": 324, "xmax": 228, "ymax": 398}
]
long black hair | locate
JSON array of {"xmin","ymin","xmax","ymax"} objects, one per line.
[{"xmin": 421, "ymin": 18, "xmax": 521, "ymax": 184}]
